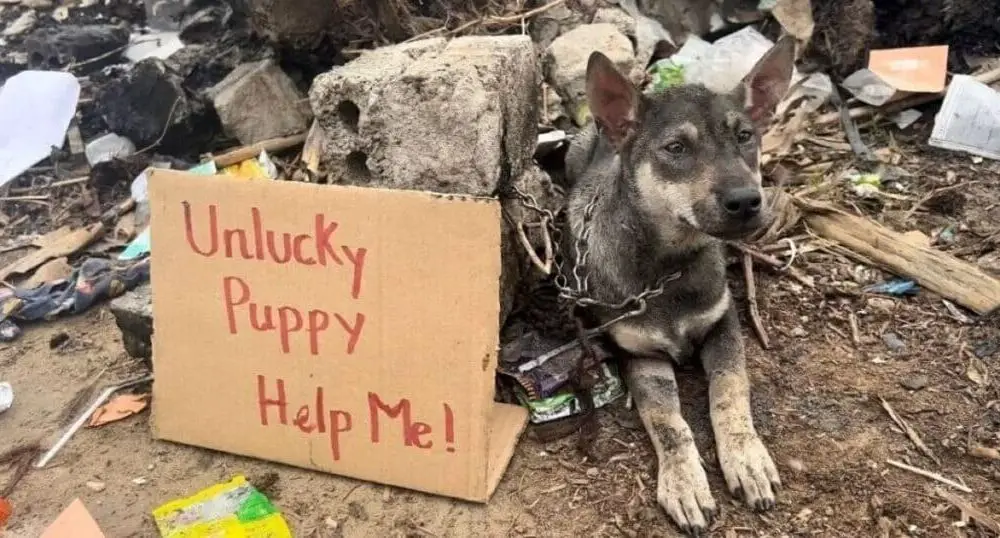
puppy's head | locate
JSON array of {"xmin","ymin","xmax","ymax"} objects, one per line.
[{"xmin": 585, "ymin": 36, "xmax": 795, "ymax": 241}]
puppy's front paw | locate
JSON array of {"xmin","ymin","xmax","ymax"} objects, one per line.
[
  {"xmin": 717, "ymin": 434, "xmax": 781, "ymax": 511},
  {"xmin": 657, "ymin": 444, "xmax": 718, "ymax": 536}
]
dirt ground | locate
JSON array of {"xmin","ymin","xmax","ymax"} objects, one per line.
[{"xmin": 3, "ymin": 134, "xmax": 1000, "ymax": 537}]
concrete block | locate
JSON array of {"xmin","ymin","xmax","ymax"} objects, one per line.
[
  {"xmin": 309, "ymin": 35, "xmax": 539, "ymax": 196},
  {"xmin": 210, "ymin": 59, "xmax": 312, "ymax": 145}
]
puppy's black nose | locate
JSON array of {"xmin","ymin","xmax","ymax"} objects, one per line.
[{"xmin": 720, "ymin": 187, "xmax": 762, "ymax": 219}]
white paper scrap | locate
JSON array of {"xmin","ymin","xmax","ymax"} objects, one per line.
[
  {"xmin": 0, "ymin": 71, "xmax": 81, "ymax": 187},
  {"xmin": 929, "ymin": 75, "xmax": 1000, "ymax": 161}
]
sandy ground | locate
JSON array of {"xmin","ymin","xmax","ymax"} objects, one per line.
[{"xmin": 2, "ymin": 260, "xmax": 999, "ymax": 538}]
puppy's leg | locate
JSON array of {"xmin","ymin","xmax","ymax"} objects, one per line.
[
  {"xmin": 626, "ymin": 358, "xmax": 717, "ymax": 535},
  {"xmin": 701, "ymin": 303, "xmax": 781, "ymax": 510}
]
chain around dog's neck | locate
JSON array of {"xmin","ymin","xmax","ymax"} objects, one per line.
[{"xmin": 554, "ymin": 188, "xmax": 681, "ymax": 335}]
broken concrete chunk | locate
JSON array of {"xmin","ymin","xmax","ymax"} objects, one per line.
[
  {"xmin": 109, "ymin": 283, "xmax": 152, "ymax": 362},
  {"xmin": 3, "ymin": 10, "xmax": 37, "ymax": 37},
  {"xmin": 592, "ymin": 7, "xmax": 636, "ymax": 39},
  {"xmin": 544, "ymin": 24, "xmax": 634, "ymax": 118},
  {"xmin": 210, "ymin": 59, "xmax": 312, "ymax": 145},
  {"xmin": 23, "ymin": 24, "xmax": 129, "ymax": 74},
  {"xmin": 309, "ymin": 35, "xmax": 538, "ymax": 196},
  {"xmin": 95, "ymin": 59, "xmax": 217, "ymax": 155}
]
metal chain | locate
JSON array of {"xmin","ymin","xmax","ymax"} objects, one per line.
[{"xmin": 510, "ymin": 185, "xmax": 680, "ymax": 336}]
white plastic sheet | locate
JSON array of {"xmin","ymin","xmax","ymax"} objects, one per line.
[{"xmin": 0, "ymin": 70, "xmax": 81, "ymax": 187}]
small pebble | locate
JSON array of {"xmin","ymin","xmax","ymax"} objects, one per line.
[
  {"xmin": 900, "ymin": 374, "xmax": 929, "ymax": 391},
  {"xmin": 131, "ymin": 477, "xmax": 147, "ymax": 485},
  {"xmin": 791, "ymin": 326, "xmax": 807, "ymax": 338},
  {"xmin": 85, "ymin": 481, "xmax": 106, "ymax": 492},
  {"xmin": 586, "ymin": 467, "xmax": 599, "ymax": 478},
  {"xmin": 324, "ymin": 517, "xmax": 339, "ymax": 529},
  {"xmin": 786, "ymin": 458, "xmax": 806, "ymax": 472},
  {"xmin": 882, "ymin": 332, "xmax": 905, "ymax": 352}
]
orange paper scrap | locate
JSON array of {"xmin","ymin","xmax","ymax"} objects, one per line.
[
  {"xmin": 868, "ymin": 45, "xmax": 949, "ymax": 94},
  {"xmin": 88, "ymin": 393, "xmax": 150, "ymax": 427},
  {"xmin": 40, "ymin": 499, "xmax": 105, "ymax": 538}
]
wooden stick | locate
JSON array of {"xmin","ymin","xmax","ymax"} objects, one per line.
[
  {"xmin": 936, "ymin": 487, "xmax": 1000, "ymax": 534},
  {"xmin": 792, "ymin": 195, "xmax": 1000, "ymax": 315},
  {"xmin": 885, "ymin": 459, "xmax": 971, "ymax": 493},
  {"xmin": 848, "ymin": 311, "xmax": 860, "ymax": 346},
  {"xmin": 731, "ymin": 242, "xmax": 815, "ymax": 288},
  {"xmin": 880, "ymin": 398, "xmax": 940, "ymax": 466},
  {"xmin": 742, "ymin": 253, "xmax": 769, "ymax": 350},
  {"xmin": 212, "ymin": 133, "xmax": 307, "ymax": 168}
]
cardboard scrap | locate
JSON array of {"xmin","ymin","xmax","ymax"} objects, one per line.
[
  {"xmin": 40, "ymin": 499, "xmax": 105, "ymax": 538},
  {"xmin": 148, "ymin": 169, "xmax": 527, "ymax": 503},
  {"xmin": 88, "ymin": 393, "xmax": 150, "ymax": 427},
  {"xmin": 0, "ymin": 223, "xmax": 104, "ymax": 282}
]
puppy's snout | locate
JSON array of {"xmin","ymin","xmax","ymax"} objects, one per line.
[{"xmin": 719, "ymin": 187, "xmax": 762, "ymax": 220}]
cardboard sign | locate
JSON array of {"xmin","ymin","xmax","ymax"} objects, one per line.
[
  {"xmin": 868, "ymin": 45, "xmax": 949, "ymax": 94},
  {"xmin": 148, "ymin": 170, "xmax": 527, "ymax": 502}
]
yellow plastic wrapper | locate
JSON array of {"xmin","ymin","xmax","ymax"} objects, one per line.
[
  {"xmin": 220, "ymin": 151, "xmax": 278, "ymax": 180},
  {"xmin": 151, "ymin": 475, "xmax": 292, "ymax": 538}
]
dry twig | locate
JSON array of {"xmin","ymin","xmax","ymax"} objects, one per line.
[
  {"xmin": 880, "ymin": 398, "xmax": 940, "ymax": 466},
  {"xmin": 885, "ymin": 459, "xmax": 971, "ymax": 493},
  {"xmin": 936, "ymin": 487, "xmax": 1000, "ymax": 535},
  {"xmin": 901, "ymin": 180, "xmax": 981, "ymax": 222},
  {"xmin": 742, "ymin": 253, "xmax": 769, "ymax": 349}
]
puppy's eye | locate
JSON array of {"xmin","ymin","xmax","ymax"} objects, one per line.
[
  {"xmin": 664, "ymin": 141, "xmax": 686, "ymax": 155},
  {"xmin": 736, "ymin": 129, "xmax": 754, "ymax": 144}
]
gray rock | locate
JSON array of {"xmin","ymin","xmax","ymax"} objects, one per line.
[
  {"xmin": 109, "ymin": 283, "xmax": 152, "ymax": 363},
  {"xmin": 592, "ymin": 7, "xmax": 636, "ymax": 39},
  {"xmin": 900, "ymin": 374, "xmax": 929, "ymax": 391},
  {"xmin": 209, "ymin": 59, "xmax": 312, "ymax": 145},
  {"xmin": 543, "ymin": 23, "xmax": 635, "ymax": 120}
]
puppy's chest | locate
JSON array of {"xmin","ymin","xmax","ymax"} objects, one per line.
[{"xmin": 607, "ymin": 286, "xmax": 731, "ymax": 362}]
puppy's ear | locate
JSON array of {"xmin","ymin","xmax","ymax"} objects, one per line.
[
  {"xmin": 736, "ymin": 35, "xmax": 796, "ymax": 129},
  {"xmin": 586, "ymin": 52, "xmax": 639, "ymax": 148}
]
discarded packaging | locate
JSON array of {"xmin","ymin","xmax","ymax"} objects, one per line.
[
  {"xmin": 0, "ymin": 382, "xmax": 12, "ymax": 414},
  {"xmin": 0, "ymin": 71, "xmax": 81, "ymax": 187},
  {"xmin": 85, "ymin": 133, "xmax": 136, "ymax": 166},
  {"xmin": 847, "ymin": 172, "xmax": 882, "ymax": 198},
  {"xmin": 125, "ymin": 31, "xmax": 184, "ymax": 62},
  {"xmin": 929, "ymin": 75, "xmax": 1000, "ymax": 161},
  {"xmin": 220, "ymin": 150, "xmax": 278, "ymax": 180},
  {"xmin": 681, "ymin": 26, "xmax": 777, "ymax": 93},
  {"xmin": 40, "ymin": 499, "xmax": 105, "ymax": 538},
  {"xmin": 514, "ymin": 363, "xmax": 624, "ymax": 424},
  {"xmin": 88, "ymin": 393, "xmax": 150, "ymax": 427},
  {"xmin": 865, "ymin": 279, "xmax": 919, "ymax": 296},
  {"xmin": 151, "ymin": 475, "xmax": 291, "ymax": 538}
]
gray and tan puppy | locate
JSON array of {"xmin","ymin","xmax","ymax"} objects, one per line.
[{"xmin": 562, "ymin": 37, "xmax": 796, "ymax": 535}]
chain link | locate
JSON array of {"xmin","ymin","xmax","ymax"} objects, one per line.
[{"xmin": 510, "ymin": 185, "xmax": 680, "ymax": 336}]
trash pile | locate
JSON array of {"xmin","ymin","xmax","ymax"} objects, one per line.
[{"xmin": 0, "ymin": 0, "xmax": 999, "ymax": 534}]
